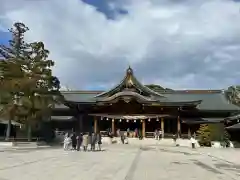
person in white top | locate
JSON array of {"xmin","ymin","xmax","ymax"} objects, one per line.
[
  {"xmin": 159, "ymin": 129, "xmax": 162, "ymax": 140},
  {"xmin": 190, "ymin": 136, "xmax": 196, "ymax": 149},
  {"xmin": 63, "ymin": 133, "xmax": 71, "ymax": 150}
]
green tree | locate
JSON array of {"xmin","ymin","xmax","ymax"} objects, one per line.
[
  {"xmin": 197, "ymin": 124, "xmax": 211, "ymax": 147},
  {"xmin": 20, "ymin": 41, "xmax": 61, "ymax": 141},
  {"xmin": 225, "ymin": 86, "xmax": 240, "ymax": 106},
  {"xmin": 0, "ymin": 22, "xmax": 62, "ymax": 141},
  {"xmin": 145, "ymin": 84, "xmax": 174, "ymax": 91},
  {"xmin": 0, "ymin": 22, "xmax": 28, "ymax": 140}
]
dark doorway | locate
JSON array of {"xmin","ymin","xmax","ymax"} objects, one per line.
[
  {"xmin": 98, "ymin": 119, "xmax": 112, "ymax": 132},
  {"xmin": 145, "ymin": 119, "xmax": 161, "ymax": 132},
  {"xmin": 115, "ymin": 120, "xmax": 141, "ymax": 131}
]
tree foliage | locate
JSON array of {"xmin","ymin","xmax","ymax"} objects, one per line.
[
  {"xmin": 145, "ymin": 84, "xmax": 173, "ymax": 92},
  {"xmin": 225, "ymin": 86, "xmax": 240, "ymax": 106},
  {"xmin": 196, "ymin": 124, "xmax": 211, "ymax": 147},
  {"xmin": 0, "ymin": 22, "xmax": 62, "ymax": 141},
  {"xmin": 0, "ymin": 23, "xmax": 29, "ymax": 140}
]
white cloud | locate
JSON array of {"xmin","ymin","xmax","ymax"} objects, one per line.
[{"xmin": 0, "ymin": 0, "xmax": 240, "ymax": 90}]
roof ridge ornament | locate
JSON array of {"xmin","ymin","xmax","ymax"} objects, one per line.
[
  {"xmin": 95, "ymin": 66, "xmax": 166, "ymax": 98},
  {"xmin": 126, "ymin": 66, "xmax": 133, "ymax": 75},
  {"xmin": 125, "ymin": 66, "xmax": 134, "ymax": 88}
]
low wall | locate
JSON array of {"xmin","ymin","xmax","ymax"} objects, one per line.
[{"xmin": 102, "ymin": 137, "xmax": 235, "ymax": 148}]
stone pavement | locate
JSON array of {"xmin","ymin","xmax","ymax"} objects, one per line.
[{"xmin": 0, "ymin": 144, "xmax": 239, "ymax": 180}]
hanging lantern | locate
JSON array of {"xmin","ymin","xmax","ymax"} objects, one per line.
[
  {"xmin": 141, "ymin": 120, "xmax": 143, "ymax": 122},
  {"xmin": 101, "ymin": 116, "xmax": 103, "ymax": 120},
  {"xmin": 112, "ymin": 119, "xmax": 114, "ymax": 122},
  {"xmin": 106, "ymin": 117, "xmax": 109, "ymax": 121},
  {"xmin": 134, "ymin": 120, "xmax": 136, "ymax": 123},
  {"xmin": 156, "ymin": 117, "xmax": 159, "ymax": 121},
  {"xmin": 119, "ymin": 119, "xmax": 122, "ymax": 122},
  {"xmin": 126, "ymin": 119, "xmax": 129, "ymax": 122},
  {"xmin": 148, "ymin": 118, "xmax": 151, "ymax": 122}
]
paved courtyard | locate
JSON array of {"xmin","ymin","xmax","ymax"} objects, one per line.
[{"xmin": 0, "ymin": 144, "xmax": 239, "ymax": 180}]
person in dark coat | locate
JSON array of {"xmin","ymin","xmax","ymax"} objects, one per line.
[
  {"xmin": 71, "ymin": 133, "xmax": 77, "ymax": 150},
  {"xmin": 77, "ymin": 133, "xmax": 83, "ymax": 151},
  {"xmin": 91, "ymin": 133, "xmax": 97, "ymax": 151},
  {"xmin": 120, "ymin": 131, "xmax": 125, "ymax": 144},
  {"xmin": 96, "ymin": 132, "xmax": 102, "ymax": 151}
]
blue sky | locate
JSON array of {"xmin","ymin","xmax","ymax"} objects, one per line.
[
  {"xmin": 0, "ymin": 32, "xmax": 10, "ymax": 46},
  {"xmin": 81, "ymin": 0, "xmax": 128, "ymax": 19},
  {"xmin": 1, "ymin": 0, "xmax": 240, "ymax": 90}
]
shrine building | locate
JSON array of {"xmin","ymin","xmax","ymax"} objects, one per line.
[{"xmin": 51, "ymin": 67, "xmax": 240, "ymax": 138}]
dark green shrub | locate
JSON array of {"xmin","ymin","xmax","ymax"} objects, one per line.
[{"xmin": 197, "ymin": 124, "xmax": 212, "ymax": 147}]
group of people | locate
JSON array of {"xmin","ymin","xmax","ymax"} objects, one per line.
[{"xmin": 63, "ymin": 132, "xmax": 102, "ymax": 151}]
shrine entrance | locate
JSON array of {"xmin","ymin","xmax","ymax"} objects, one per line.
[
  {"xmin": 91, "ymin": 114, "xmax": 175, "ymax": 138},
  {"xmin": 115, "ymin": 119, "xmax": 141, "ymax": 131}
]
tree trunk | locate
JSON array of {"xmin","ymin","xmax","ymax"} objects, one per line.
[
  {"xmin": 27, "ymin": 124, "xmax": 32, "ymax": 142},
  {"xmin": 5, "ymin": 119, "xmax": 11, "ymax": 141}
]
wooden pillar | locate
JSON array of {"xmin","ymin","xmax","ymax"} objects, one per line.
[
  {"xmin": 161, "ymin": 117, "xmax": 164, "ymax": 138},
  {"xmin": 177, "ymin": 116, "xmax": 181, "ymax": 138},
  {"xmin": 94, "ymin": 116, "xmax": 97, "ymax": 133},
  {"xmin": 112, "ymin": 119, "xmax": 115, "ymax": 135},
  {"xmin": 142, "ymin": 119, "xmax": 146, "ymax": 138},
  {"xmin": 188, "ymin": 126, "xmax": 191, "ymax": 138}
]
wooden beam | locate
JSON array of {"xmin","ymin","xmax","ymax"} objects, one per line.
[
  {"xmin": 142, "ymin": 119, "xmax": 146, "ymax": 138},
  {"xmin": 112, "ymin": 119, "xmax": 115, "ymax": 136},
  {"xmin": 177, "ymin": 116, "xmax": 181, "ymax": 138},
  {"xmin": 94, "ymin": 116, "xmax": 97, "ymax": 133},
  {"xmin": 161, "ymin": 117, "xmax": 164, "ymax": 138}
]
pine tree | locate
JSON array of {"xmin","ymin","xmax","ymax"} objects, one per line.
[
  {"xmin": 0, "ymin": 22, "xmax": 62, "ymax": 141},
  {"xmin": 196, "ymin": 124, "xmax": 212, "ymax": 147},
  {"xmin": 20, "ymin": 41, "xmax": 61, "ymax": 141},
  {"xmin": 0, "ymin": 22, "xmax": 28, "ymax": 141}
]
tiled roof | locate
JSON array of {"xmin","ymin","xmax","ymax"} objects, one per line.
[{"xmin": 58, "ymin": 89, "xmax": 240, "ymax": 111}]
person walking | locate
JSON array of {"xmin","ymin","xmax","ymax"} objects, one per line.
[
  {"xmin": 63, "ymin": 133, "xmax": 71, "ymax": 151},
  {"xmin": 91, "ymin": 133, "xmax": 97, "ymax": 151},
  {"xmin": 71, "ymin": 133, "xmax": 77, "ymax": 150},
  {"xmin": 88, "ymin": 132, "xmax": 92, "ymax": 151},
  {"xmin": 63, "ymin": 132, "xmax": 68, "ymax": 150},
  {"xmin": 154, "ymin": 129, "xmax": 158, "ymax": 140},
  {"xmin": 138, "ymin": 130, "xmax": 142, "ymax": 140},
  {"xmin": 82, "ymin": 133, "xmax": 88, "ymax": 151},
  {"xmin": 159, "ymin": 129, "xmax": 162, "ymax": 140},
  {"xmin": 96, "ymin": 132, "xmax": 102, "ymax": 151},
  {"xmin": 127, "ymin": 128, "xmax": 130, "ymax": 137},
  {"xmin": 190, "ymin": 136, "xmax": 196, "ymax": 149},
  {"xmin": 173, "ymin": 134, "xmax": 177, "ymax": 146},
  {"xmin": 77, "ymin": 133, "xmax": 83, "ymax": 151},
  {"xmin": 120, "ymin": 131, "xmax": 125, "ymax": 144}
]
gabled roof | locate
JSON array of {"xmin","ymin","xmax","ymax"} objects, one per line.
[
  {"xmin": 93, "ymin": 67, "xmax": 202, "ymax": 106},
  {"xmin": 57, "ymin": 67, "xmax": 240, "ymax": 111},
  {"xmin": 95, "ymin": 66, "xmax": 165, "ymax": 99}
]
